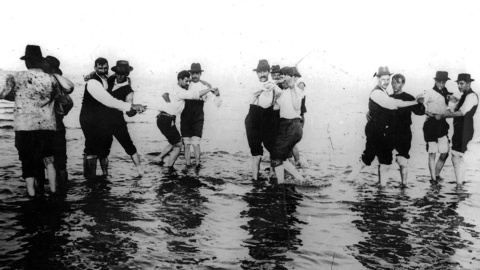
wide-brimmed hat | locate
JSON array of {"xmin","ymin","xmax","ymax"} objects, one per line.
[
  {"xmin": 293, "ymin": 67, "xmax": 302, "ymax": 78},
  {"xmin": 20, "ymin": 45, "xmax": 43, "ymax": 60},
  {"xmin": 253, "ymin": 60, "xmax": 270, "ymax": 72},
  {"xmin": 373, "ymin": 66, "xmax": 392, "ymax": 77},
  {"xmin": 271, "ymin": 65, "xmax": 281, "ymax": 74},
  {"xmin": 455, "ymin": 73, "xmax": 474, "ymax": 82},
  {"xmin": 434, "ymin": 71, "xmax": 450, "ymax": 81},
  {"xmin": 45, "ymin": 56, "xmax": 62, "ymax": 75},
  {"xmin": 111, "ymin": 60, "xmax": 133, "ymax": 74},
  {"xmin": 280, "ymin": 66, "xmax": 295, "ymax": 77},
  {"xmin": 189, "ymin": 63, "xmax": 204, "ymax": 73}
]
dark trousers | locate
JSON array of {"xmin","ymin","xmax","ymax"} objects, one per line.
[
  {"xmin": 15, "ymin": 131, "xmax": 55, "ymax": 178},
  {"xmin": 361, "ymin": 122, "xmax": 394, "ymax": 166}
]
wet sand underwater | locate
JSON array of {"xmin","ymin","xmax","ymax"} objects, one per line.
[{"xmin": 1, "ymin": 75, "xmax": 480, "ymax": 269}]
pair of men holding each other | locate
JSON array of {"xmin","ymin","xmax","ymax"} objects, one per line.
[
  {"xmin": 246, "ymin": 60, "xmax": 307, "ymax": 185},
  {"xmin": 154, "ymin": 67, "xmax": 220, "ymax": 169},
  {"xmin": 81, "ymin": 58, "xmax": 147, "ymax": 178},
  {"xmin": 0, "ymin": 45, "xmax": 74, "ymax": 196}
]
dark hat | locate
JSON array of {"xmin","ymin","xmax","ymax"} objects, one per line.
[
  {"xmin": 189, "ymin": 63, "xmax": 204, "ymax": 73},
  {"xmin": 280, "ymin": 66, "xmax": 295, "ymax": 77},
  {"xmin": 253, "ymin": 59, "xmax": 270, "ymax": 72},
  {"xmin": 434, "ymin": 71, "xmax": 450, "ymax": 81},
  {"xmin": 20, "ymin": 45, "xmax": 43, "ymax": 60},
  {"xmin": 455, "ymin": 73, "xmax": 474, "ymax": 82},
  {"xmin": 111, "ymin": 60, "xmax": 133, "ymax": 74},
  {"xmin": 45, "ymin": 56, "xmax": 62, "ymax": 75},
  {"xmin": 293, "ymin": 67, "xmax": 302, "ymax": 78},
  {"xmin": 271, "ymin": 65, "xmax": 281, "ymax": 74},
  {"xmin": 373, "ymin": 66, "xmax": 392, "ymax": 77}
]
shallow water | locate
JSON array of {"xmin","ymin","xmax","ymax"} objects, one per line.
[{"xmin": 1, "ymin": 78, "xmax": 480, "ymax": 269}]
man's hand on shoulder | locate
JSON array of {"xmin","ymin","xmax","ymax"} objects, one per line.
[
  {"xmin": 83, "ymin": 71, "xmax": 96, "ymax": 82},
  {"xmin": 162, "ymin": 93, "xmax": 171, "ymax": 103}
]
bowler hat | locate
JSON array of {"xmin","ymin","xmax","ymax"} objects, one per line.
[
  {"xmin": 373, "ymin": 66, "xmax": 392, "ymax": 77},
  {"xmin": 455, "ymin": 73, "xmax": 474, "ymax": 82},
  {"xmin": 271, "ymin": 65, "xmax": 281, "ymax": 74},
  {"xmin": 434, "ymin": 71, "xmax": 450, "ymax": 81},
  {"xmin": 111, "ymin": 60, "xmax": 133, "ymax": 74},
  {"xmin": 20, "ymin": 45, "xmax": 43, "ymax": 60},
  {"xmin": 189, "ymin": 63, "xmax": 204, "ymax": 73},
  {"xmin": 45, "ymin": 56, "xmax": 63, "ymax": 75},
  {"xmin": 253, "ymin": 60, "xmax": 270, "ymax": 72}
]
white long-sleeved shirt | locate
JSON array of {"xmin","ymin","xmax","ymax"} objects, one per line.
[
  {"xmin": 250, "ymin": 81, "xmax": 282, "ymax": 108},
  {"xmin": 189, "ymin": 81, "xmax": 222, "ymax": 107},
  {"xmin": 370, "ymin": 87, "xmax": 410, "ymax": 110},
  {"xmin": 86, "ymin": 79, "xmax": 132, "ymax": 112},
  {"xmin": 159, "ymin": 85, "xmax": 201, "ymax": 116}
]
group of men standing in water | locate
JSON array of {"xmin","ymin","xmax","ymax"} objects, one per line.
[
  {"xmin": 349, "ymin": 67, "xmax": 478, "ymax": 187},
  {"xmin": 1, "ymin": 45, "xmax": 479, "ymax": 197}
]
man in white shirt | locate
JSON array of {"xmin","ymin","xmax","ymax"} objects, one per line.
[
  {"xmin": 245, "ymin": 60, "xmax": 283, "ymax": 180},
  {"xmin": 348, "ymin": 66, "xmax": 423, "ymax": 186},
  {"xmin": 270, "ymin": 67, "xmax": 307, "ymax": 184},
  {"xmin": 155, "ymin": 70, "xmax": 218, "ymax": 169},
  {"xmin": 180, "ymin": 63, "xmax": 221, "ymax": 167},
  {"xmin": 435, "ymin": 73, "xmax": 478, "ymax": 185},
  {"xmin": 80, "ymin": 57, "xmax": 147, "ymax": 179},
  {"xmin": 423, "ymin": 71, "xmax": 453, "ymax": 182}
]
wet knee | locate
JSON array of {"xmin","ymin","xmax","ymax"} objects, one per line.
[
  {"xmin": 439, "ymin": 152, "xmax": 449, "ymax": 160},
  {"xmin": 396, "ymin": 156, "xmax": 408, "ymax": 167}
]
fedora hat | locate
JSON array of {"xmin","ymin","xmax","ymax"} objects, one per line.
[
  {"xmin": 111, "ymin": 60, "xmax": 133, "ymax": 74},
  {"xmin": 45, "ymin": 56, "xmax": 63, "ymax": 75},
  {"xmin": 434, "ymin": 71, "xmax": 450, "ymax": 81},
  {"xmin": 373, "ymin": 66, "xmax": 392, "ymax": 77},
  {"xmin": 271, "ymin": 65, "xmax": 281, "ymax": 74},
  {"xmin": 455, "ymin": 73, "xmax": 474, "ymax": 82},
  {"xmin": 20, "ymin": 45, "xmax": 43, "ymax": 60},
  {"xmin": 253, "ymin": 59, "xmax": 270, "ymax": 72},
  {"xmin": 189, "ymin": 63, "xmax": 204, "ymax": 73}
]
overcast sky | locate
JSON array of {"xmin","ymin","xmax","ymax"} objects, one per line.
[{"xmin": 1, "ymin": 0, "xmax": 479, "ymax": 84}]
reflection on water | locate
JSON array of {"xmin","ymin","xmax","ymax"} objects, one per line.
[
  {"xmin": 240, "ymin": 184, "xmax": 305, "ymax": 269},
  {"xmin": 349, "ymin": 184, "xmax": 478, "ymax": 270}
]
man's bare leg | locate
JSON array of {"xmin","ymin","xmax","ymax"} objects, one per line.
[
  {"xmin": 283, "ymin": 159, "xmax": 304, "ymax": 181},
  {"xmin": 184, "ymin": 144, "xmax": 192, "ymax": 165},
  {"xmin": 435, "ymin": 153, "xmax": 448, "ymax": 180},
  {"xmin": 274, "ymin": 164, "xmax": 285, "ymax": 184},
  {"xmin": 155, "ymin": 144, "xmax": 174, "ymax": 164},
  {"xmin": 193, "ymin": 144, "xmax": 201, "ymax": 166},
  {"xmin": 252, "ymin": 155, "xmax": 262, "ymax": 180},
  {"xmin": 25, "ymin": 177, "xmax": 36, "ymax": 196},
  {"xmin": 428, "ymin": 153, "xmax": 436, "ymax": 181},
  {"xmin": 99, "ymin": 158, "xmax": 109, "ymax": 177},
  {"xmin": 452, "ymin": 154, "xmax": 465, "ymax": 185},
  {"xmin": 166, "ymin": 142, "xmax": 182, "ymax": 167},
  {"xmin": 378, "ymin": 164, "xmax": 389, "ymax": 186},
  {"xmin": 131, "ymin": 152, "xmax": 144, "ymax": 176},
  {"xmin": 396, "ymin": 156, "xmax": 408, "ymax": 186}
]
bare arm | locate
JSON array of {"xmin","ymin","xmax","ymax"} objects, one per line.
[{"xmin": 53, "ymin": 74, "xmax": 74, "ymax": 94}]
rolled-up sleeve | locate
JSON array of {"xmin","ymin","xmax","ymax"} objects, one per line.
[
  {"xmin": 370, "ymin": 90, "xmax": 398, "ymax": 110},
  {"xmin": 86, "ymin": 80, "xmax": 131, "ymax": 112},
  {"xmin": 175, "ymin": 89, "xmax": 200, "ymax": 100},
  {"xmin": 460, "ymin": 94, "xmax": 478, "ymax": 115}
]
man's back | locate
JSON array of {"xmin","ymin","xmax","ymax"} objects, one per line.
[{"xmin": 13, "ymin": 69, "xmax": 57, "ymax": 131}]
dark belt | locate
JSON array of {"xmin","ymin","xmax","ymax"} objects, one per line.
[{"xmin": 157, "ymin": 111, "xmax": 175, "ymax": 118}]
